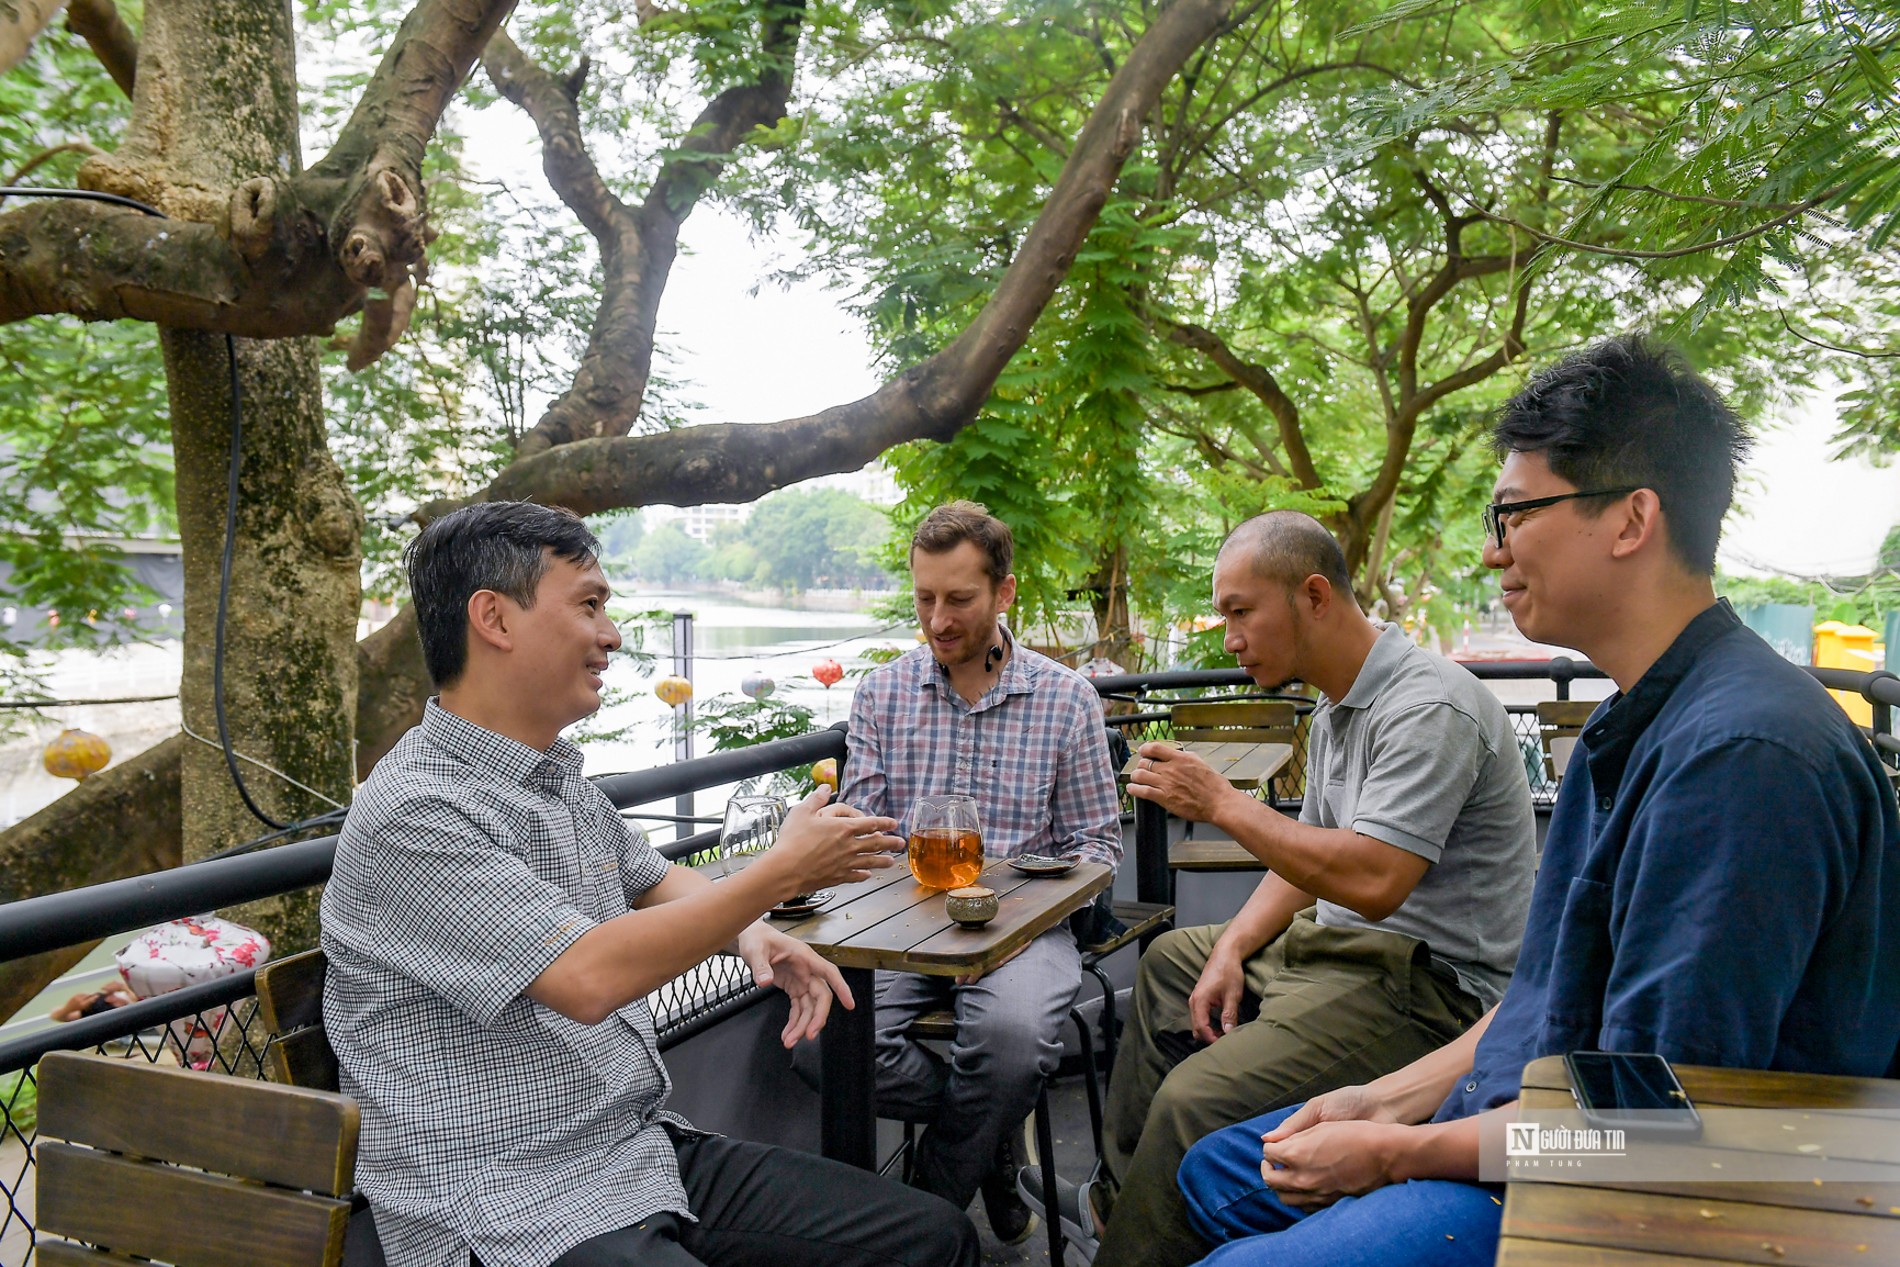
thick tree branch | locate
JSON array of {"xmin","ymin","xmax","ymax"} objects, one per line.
[
  {"xmin": 0, "ymin": 197, "xmax": 361, "ymax": 331},
  {"xmin": 1158, "ymin": 316, "xmax": 1321, "ymax": 488},
  {"xmin": 0, "ymin": 0, "xmax": 65, "ymax": 76},
  {"xmin": 492, "ymin": 2, "xmax": 806, "ymax": 457},
  {"xmin": 484, "ymin": 35, "xmax": 629, "ymax": 243},
  {"xmin": 65, "ymin": 0, "xmax": 135, "ymax": 95},
  {"xmin": 410, "ymin": 0, "xmax": 1240, "ymax": 524}
]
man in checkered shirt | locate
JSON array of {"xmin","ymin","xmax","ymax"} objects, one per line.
[
  {"xmin": 321, "ymin": 502, "xmax": 978, "ymax": 1267},
  {"xmin": 833, "ymin": 501, "xmax": 1122, "ymax": 1242}
]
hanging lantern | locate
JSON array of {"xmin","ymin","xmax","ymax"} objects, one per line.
[
  {"xmin": 812, "ymin": 659, "xmax": 844, "ymax": 688},
  {"xmin": 740, "ymin": 672, "xmax": 776, "ymax": 701},
  {"xmin": 810, "ymin": 757, "xmax": 839, "ymax": 790},
  {"xmin": 44, "ymin": 728, "xmax": 111, "ymax": 781},
  {"xmin": 655, "ymin": 675, "xmax": 694, "ymax": 708}
]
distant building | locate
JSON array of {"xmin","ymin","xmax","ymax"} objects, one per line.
[
  {"xmin": 801, "ymin": 461, "xmax": 901, "ymax": 507},
  {"xmin": 647, "ymin": 502, "xmax": 751, "ymax": 545},
  {"xmin": 0, "ymin": 536, "xmax": 184, "ymax": 644}
]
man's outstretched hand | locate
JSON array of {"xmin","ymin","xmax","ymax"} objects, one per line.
[{"xmin": 735, "ymin": 923, "xmax": 854, "ymax": 1048}]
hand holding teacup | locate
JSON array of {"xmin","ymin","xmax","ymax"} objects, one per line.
[{"xmin": 1126, "ymin": 741, "xmax": 1239, "ymax": 821}]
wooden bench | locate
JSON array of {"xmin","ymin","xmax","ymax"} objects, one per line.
[
  {"xmin": 1499, "ymin": 1054, "xmax": 1900, "ymax": 1265},
  {"xmin": 34, "ymin": 1050, "xmax": 359, "ymax": 1267},
  {"xmin": 1172, "ymin": 700, "xmax": 1301, "ymax": 802}
]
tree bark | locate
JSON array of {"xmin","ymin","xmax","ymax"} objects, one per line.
[
  {"xmin": 64, "ymin": 0, "xmax": 136, "ymax": 95},
  {"xmin": 0, "ymin": 0, "xmax": 66, "ymax": 76},
  {"xmin": 119, "ymin": 0, "xmax": 363, "ymax": 956}
]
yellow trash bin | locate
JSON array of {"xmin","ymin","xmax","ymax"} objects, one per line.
[{"xmin": 1813, "ymin": 621, "xmax": 1879, "ymax": 725}]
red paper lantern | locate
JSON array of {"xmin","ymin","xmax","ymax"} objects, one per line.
[{"xmin": 812, "ymin": 659, "xmax": 844, "ymax": 687}]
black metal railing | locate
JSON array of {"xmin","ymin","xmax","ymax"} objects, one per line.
[{"xmin": 1, "ymin": 660, "xmax": 1895, "ymax": 1254}]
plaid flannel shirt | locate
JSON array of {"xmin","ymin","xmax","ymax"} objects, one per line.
[
  {"xmin": 841, "ymin": 634, "xmax": 1121, "ymax": 867},
  {"xmin": 321, "ymin": 701, "xmax": 695, "ymax": 1267}
]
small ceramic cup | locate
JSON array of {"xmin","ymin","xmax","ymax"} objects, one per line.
[{"xmin": 945, "ymin": 885, "xmax": 999, "ymax": 927}]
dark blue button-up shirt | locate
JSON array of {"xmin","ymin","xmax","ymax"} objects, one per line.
[{"xmin": 1438, "ymin": 601, "xmax": 1900, "ymax": 1120}]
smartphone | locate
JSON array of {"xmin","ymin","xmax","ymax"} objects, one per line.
[{"xmin": 1564, "ymin": 1050, "xmax": 1703, "ymax": 1138}]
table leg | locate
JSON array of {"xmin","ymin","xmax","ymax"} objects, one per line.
[
  {"xmin": 1135, "ymin": 796, "xmax": 1170, "ymax": 908},
  {"xmin": 821, "ymin": 964, "xmax": 878, "ymax": 1170}
]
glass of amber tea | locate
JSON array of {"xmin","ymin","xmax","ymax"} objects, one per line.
[{"xmin": 908, "ymin": 794, "xmax": 984, "ymax": 890}]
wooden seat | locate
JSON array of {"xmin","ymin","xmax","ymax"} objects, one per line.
[
  {"xmin": 1169, "ymin": 837, "xmax": 1263, "ymax": 872},
  {"xmin": 35, "ymin": 1050, "xmax": 359, "ymax": 1267},
  {"xmin": 257, "ymin": 947, "xmax": 339, "ymax": 1092},
  {"xmin": 1172, "ymin": 700, "xmax": 1300, "ymax": 801},
  {"xmin": 1535, "ymin": 700, "xmax": 1596, "ymax": 784}
]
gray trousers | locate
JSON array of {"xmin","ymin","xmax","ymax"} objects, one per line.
[{"xmin": 873, "ymin": 925, "xmax": 1083, "ymax": 1208}]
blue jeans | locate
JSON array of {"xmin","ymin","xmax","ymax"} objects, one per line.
[{"xmin": 1177, "ymin": 1105, "xmax": 1504, "ymax": 1267}]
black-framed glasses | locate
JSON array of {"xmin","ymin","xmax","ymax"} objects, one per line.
[{"xmin": 1482, "ymin": 487, "xmax": 1641, "ymax": 550}]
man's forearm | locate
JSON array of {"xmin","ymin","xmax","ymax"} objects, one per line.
[
  {"xmin": 1210, "ymin": 872, "xmax": 1310, "ymax": 962},
  {"xmin": 1205, "ymin": 792, "xmax": 1422, "ymax": 920},
  {"xmin": 531, "ymin": 857, "xmax": 799, "ymax": 1022},
  {"xmin": 1364, "ymin": 1005, "xmax": 1497, "ymax": 1123},
  {"xmin": 1388, "ymin": 1104, "xmax": 1511, "ymax": 1184}
]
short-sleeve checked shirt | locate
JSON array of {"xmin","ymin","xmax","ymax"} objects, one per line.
[
  {"xmin": 320, "ymin": 701, "xmax": 694, "ymax": 1267},
  {"xmin": 841, "ymin": 634, "xmax": 1121, "ymax": 866}
]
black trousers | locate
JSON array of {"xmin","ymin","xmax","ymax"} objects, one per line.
[
  {"xmin": 550, "ymin": 1133, "xmax": 978, "ymax": 1267},
  {"xmin": 351, "ymin": 1132, "xmax": 977, "ymax": 1267}
]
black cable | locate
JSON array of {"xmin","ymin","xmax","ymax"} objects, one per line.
[{"xmin": 4, "ymin": 184, "xmax": 290, "ymax": 828}]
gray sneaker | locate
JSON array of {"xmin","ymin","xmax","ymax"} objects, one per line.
[{"xmin": 1015, "ymin": 1165, "xmax": 1100, "ymax": 1261}]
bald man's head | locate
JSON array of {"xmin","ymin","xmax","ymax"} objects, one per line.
[{"xmin": 1218, "ymin": 511, "xmax": 1355, "ymax": 602}]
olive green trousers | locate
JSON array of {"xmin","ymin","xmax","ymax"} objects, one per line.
[{"xmin": 1092, "ymin": 912, "xmax": 1485, "ymax": 1267}]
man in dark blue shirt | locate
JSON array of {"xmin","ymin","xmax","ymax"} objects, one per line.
[{"xmin": 1170, "ymin": 336, "xmax": 1900, "ymax": 1267}]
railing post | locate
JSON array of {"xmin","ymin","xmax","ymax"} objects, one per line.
[
  {"xmin": 1863, "ymin": 670, "xmax": 1898, "ymax": 768},
  {"xmin": 1549, "ymin": 655, "xmax": 1575, "ymax": 701},
  {"xmin": 674, "ymin": 610, "xmax": 695, "ymax": 841}
]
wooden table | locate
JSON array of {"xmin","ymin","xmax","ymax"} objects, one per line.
[
  {"xmin": 1499, "ymin": 1054, "xmax": 1900, "ymax": 1265},
  {"xmin": 764, "ymin": 854, "xmax": 1112, "ymax": 1169},
  {"xmin": 1122, "ymin": 741, "xmax": 1294, "ymax": 899}
]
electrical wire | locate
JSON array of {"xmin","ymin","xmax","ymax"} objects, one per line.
[{"xmin": 4, "ymin": 184, "xmax": 307, "ymax": 830}]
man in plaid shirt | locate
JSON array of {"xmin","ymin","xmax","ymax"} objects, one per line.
[
  {"xmin": 839, "ymin": 501, "xmax": 1122, "ymax": 1242},
  {"xmin": 322, "ymin": 501, "xmax": 978, "ymax": 1267}
]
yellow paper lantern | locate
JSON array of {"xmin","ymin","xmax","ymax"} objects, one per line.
[
  {"xmin": 655, "ymin": 675, "xmax": 694, "ymax": 708},
  {"xmin": 44, "ymin": 728, "xmax": 111, "ymax": 781},
  {"xmin": 811, "ymin": 757, "xmax": 839, "ymax": 790}
]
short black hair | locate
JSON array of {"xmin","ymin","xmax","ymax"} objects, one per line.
[
  {"xmin": 1220, "ymin": 510, "xmax": 1355, "ymax": 598},
  {"xmin": 405, "ymin": 502, "xmax": 600, "ymax": 688},
  {"xmin": 1491, "ymin": 335, "xmax": 1751, "ymax": 574}
]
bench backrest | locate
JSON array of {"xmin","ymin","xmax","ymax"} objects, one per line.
[
  {"xmin": 35, "ymin": 1050, "xmax": 358, "ymax": 1267},
  {"xmin": 257, "ymin": 947, "xmax": 340, "ymax": 1092}
]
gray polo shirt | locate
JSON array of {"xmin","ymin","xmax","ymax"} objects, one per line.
[{"xmin": 1304, "ymin": 624, "xmax": 1536, "ymax": 1007}]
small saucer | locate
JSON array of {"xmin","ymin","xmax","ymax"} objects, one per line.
[
  {"xmin": 1007, "ymin": 854, "xmax": 1077, "ymax": 876},
  {"xmin": 767, "ymin": 890, "xmax": 833, "ymax": 918}
]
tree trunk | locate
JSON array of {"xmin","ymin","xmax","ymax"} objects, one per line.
[{"xmin": 137, "ymin": 0, "xmax": 362, "ymax": 952}]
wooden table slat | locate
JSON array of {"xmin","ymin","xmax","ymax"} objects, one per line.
[
  {"xmin": 818, "ymin": 861, "xmax": 1110, "ymax": 974},
  {"xmin": 899, "ymin": 864, "xmax": 1111, "ymax": 969},
  {"xmin": 1520, "ymin": 1088, "xmax": 1900, "ymax": 1173},
  {"xmin": 1521, "ymin": 1056, "xmax": 1900, "ymax": 1112},
  {"xmin": 1496, "ymin": 1238, "xmax": 1764, "ymax": 1267},
  {"xmin": 1168, "ymin": 837, "xmax": 1265, "ymax": 872},
  {"xmin": 1502, "ymin": 1182, "xmax": 1900, "ymax": 1266}
]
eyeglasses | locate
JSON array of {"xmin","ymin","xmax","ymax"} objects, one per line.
[{"xmin": 1482, "ymin": 487, "xmax": 1641, "ymax": 550}]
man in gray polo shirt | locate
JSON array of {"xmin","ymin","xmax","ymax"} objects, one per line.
[{"xmin": 1021, "ymin": 510, "xmax": 1534, "ymax": 1267}]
